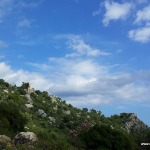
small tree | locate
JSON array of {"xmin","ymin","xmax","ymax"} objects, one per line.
[{"xmin": 0, "ymin": 102, "xmax": 27, "ymax": 134}]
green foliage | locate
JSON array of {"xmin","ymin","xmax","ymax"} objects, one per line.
[
  {"xmin": 17, "ymin": 88, "xmax": 27, "ymax": 95},
  {"xmin": 0, "ymin": 79, "xmax": 9, "ymax": 88},
  {"xmin": 0, "ymin": 141, "xmax": 7, "ymax": 150},
  {"xmin": 0, "ymin": 79, "xmax": 149, "ymax": 150},
  {"xmin": 8, "ymin": 93, "xmax": 25, "ymax": 106},
  {"xmin": 35, "ymin": 129, "xmax": 72, "ymax": 150},
  {"xmin": 76, "ymin": 124, "xmax": 135, "ymax": 150},
  {"xmin": 82, "ymin": 107, "xmax": 88, "ymax": 112},
  {"xmin": 131, "ymin": 128, "xmax": 150, "ymax": 150},
  {"xmin": 0, "ymin": 101, "xmax": 27, "ymax": 136},
  {"xmin": 21, "ymin": 82, "xmax": 29, "ymax": 89}
]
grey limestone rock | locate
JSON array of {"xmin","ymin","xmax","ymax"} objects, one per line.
[
  {"xmin": 13, "ymin": 132, "xmax": 38, "ymax": 145},
  {"xmin": 25, "ymin": 104, "xmax": 33, "ymax": 108},
  {"xmin": 37, "ymin": 109, "xmax": 47, "ymax": 118}
]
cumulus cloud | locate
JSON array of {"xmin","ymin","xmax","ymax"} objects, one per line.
[
  {"xmin": 102, "ymin": 1, "xmax": 132, "ymax": 26},
  {"xmin": 128, "ymin": 26, "xmax": 150, "ymax": 43},
  {"xmin": 1, "ymin": 57, "xmax": 150, "ymax": 108},
  {"xmin": 65, "ymin": 35, "xmax": 110, "ymax": 57},
  {"xmin": 129, "ymin": 4, "xmax": 150, "ymax": 43},
  {"xmin": 134, "ymin": 5, "xmax": 150, "ymax": 24},
  {"xmin": 26, "ymin": 55, "xmax": 150, "ymax": 108},
  {"xmin": 0, "ymin": 62, "xmax": 11, "ymax": 76},
  {"xmin": 0, "ymin": 62, "xmax": 52, "ymax": 91}
]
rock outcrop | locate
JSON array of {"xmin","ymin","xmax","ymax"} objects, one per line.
[
  {"xmin": 25, "ymin": 94, "xmax": 33, "ymax": 104},
  {"xmin": 122, "ymin": 113, "xmax": 148, "ymax": 133},
  {"xmin": 13, "ymin": 132, "xmax": 38, "ymax": 146}
]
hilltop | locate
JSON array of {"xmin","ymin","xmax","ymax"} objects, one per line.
[{"xmin": 0, "ymin": 79, "xmax": 150, "ymax": 150}]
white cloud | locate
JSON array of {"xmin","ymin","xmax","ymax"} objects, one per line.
[
  {"xmin": 134, "ymin": 5, "xmax": 150, "ymax": 24},
  {"xmin": 0, "ymin": 62, "xmax": 11, "ymax": 76},
  {"xmin": 0, "ymin": 62, "xmax": 52, "ymax": 91},
  {"xmin": 27, "ymin": 55, "xmax": 150, "ymax": 107},
  {"xmin": 102, "ymin": 1, "xmax": 132, "ymax": 26},
  {"xmin": 128, "ymin": 26, "xmax": 150, "ymax": 43},
  {"xmin": 115, "ymin": 83, "xmax": 150, "ymax": 101},
  {"xmin": 71, "ymin": 60, "xmax": 99, "ymax": 76},
  {"xmin": 65, "ymin": 35, "xmax": 110, "ymax": 57},
  {"xmin": 0, "ymin": 40, "xmax": 7, "ymax": 48},
  {"xmin": 67, "ymin": 94, "xmax": 110, "ymax": 107},
  {"xmin": 1, "ymin": 59, "xmax": 150, "ymax": 108}
]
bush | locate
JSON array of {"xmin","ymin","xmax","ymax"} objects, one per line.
[
  {"xmin": 8, "ymin": 93, "xmax": 25, "ymax": 105},
  {"xmin": 36, "ymin": 130, "xmax": 71, "ymax": 150},
  {"xmin": 76, "ymin": 124, "xmax": 135, "ymax": 150},
  {"xmin": 0, "ymin": 101, "xmax": 27, "ymax": 135}
]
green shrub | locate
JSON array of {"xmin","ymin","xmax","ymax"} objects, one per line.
[
  {"xmin": 0, "ymin": 101, "xmax": 27, "ymax": 135},
  {"xmin": 76, "ymin": 124, "xmax": 135, "ymax": 150}
]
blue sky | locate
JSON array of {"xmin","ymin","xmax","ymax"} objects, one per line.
[{"xmin": 0, "ymin": 0, "xmax": 150, "ymax": 125}]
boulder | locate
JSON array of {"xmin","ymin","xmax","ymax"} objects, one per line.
[
  {"xmin": 25, "ymin": 104, "xmax": 33, "ymax": 108},
  {"xmin": 37, "ymin": 109, "xmax": 47, "ymax": 118},
  {"xmin": 48, "ymin": 116, "xmax": 55, "ymax": 124},
  {"xmin": 3, "ymin": 89, "xmax": 8, "ymax": 93},
  {"xmin": 13, "ymin": 132, "xmax": 38, "ymax": 146}
]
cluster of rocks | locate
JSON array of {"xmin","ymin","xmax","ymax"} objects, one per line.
[
  {"xmin": 37, "ymin": 109, "xmax": 56, "ymax": 124},
  {"xmin": 0, "ymin": 132, "xmax": 38, "ymax": 149}
]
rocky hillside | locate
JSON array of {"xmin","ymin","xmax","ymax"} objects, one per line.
[
  {"xmin": 110, "ymin": 113, "xmax": 148, "ymax": 133},
  {"xmin": 0, "ymin": 79, "xmax": 150, "ymax": 150}
]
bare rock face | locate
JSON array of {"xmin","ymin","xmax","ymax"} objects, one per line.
[
  {"xmin": 122, "ymin": 113, "xmax": 148, "ymax": 133},
  {"xmin": 13, "ymin": 132, "xmax": 38, "ymax": 146},
  {"xmin": 0, "ymin": 135, "xmax": 14, "ymax": 148},
  {"xmin": 25, "ymin": 94, "xmax": 33, "ymax": 104}
]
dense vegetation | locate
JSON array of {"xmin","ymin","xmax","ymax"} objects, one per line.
[
  {"xmin": 76, "ymin": 124, "xmax": 135, "ymax": 150},
  {"xmin": 0, "ymin": 79, "xmax": 150, "ymax": 150}
]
